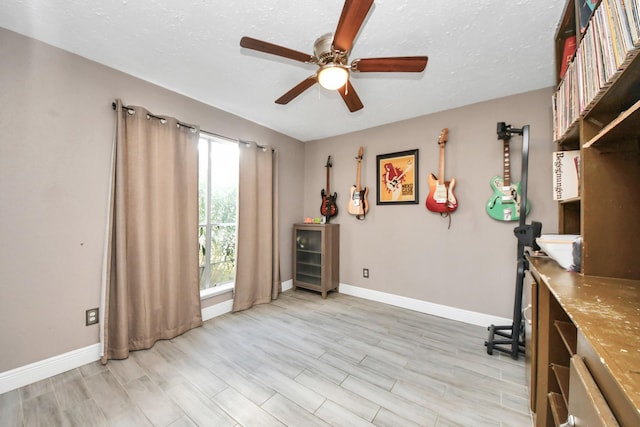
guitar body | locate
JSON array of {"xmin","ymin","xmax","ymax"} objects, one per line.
[
  {"xmin": 347, "ymin": 185, "xmax": 369, "ymax": 216},
  {"xmin": 320, "ymin": 155, "xmax": 338, "ymax": 218},
  {"xmin": 485, "ymin": 175, "xmax": 530, "ymax": 221},
  {"xmin": 347, "ymin": 146, "xmax": 369, "ymax": 219},
  {"xmin": 426, "ymin": 173, "xmax": 457, "ymax": 213},
  {"xmin": 320, "ymin": 189, "xmax": 338, "ymax": 217},
  {"xmin": 425, "ymin": 128, "xmax": 457, "ymax": 215}
]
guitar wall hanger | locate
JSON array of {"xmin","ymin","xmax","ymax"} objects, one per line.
[{"xmin": 497, "ymin": 122, "xmax": 524, "ymax": 139}]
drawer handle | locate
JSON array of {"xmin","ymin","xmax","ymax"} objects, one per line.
[
  {"xmin": 559, "ymin": 415, "xmax": 575, "ymax": 427},
  {"xmin": 523, "ymin": 304, "xmax": 532, "ymax": 325}
]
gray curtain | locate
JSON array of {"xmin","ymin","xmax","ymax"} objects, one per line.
[
  {"xmin": 101, "ymin": 99, "xmax": 202, "ymax": 363},
  {"xmin": 232, "ymin": 141, "xmax": 281, "ymax": 311}
]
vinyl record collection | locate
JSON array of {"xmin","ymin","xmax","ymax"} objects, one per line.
[{"xmin": 553, "ymin": 0, "xmax": 640, "ymax": 141}]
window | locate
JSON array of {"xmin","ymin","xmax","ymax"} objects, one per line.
[{"xmin": 198, "ymin": 134, "xmax": 239, "ymax": 295}]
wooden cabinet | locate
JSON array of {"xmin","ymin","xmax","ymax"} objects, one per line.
[
  {"xmin": 292, "ymin": 223, "xmax": 339, "ymax": 299},
  {"xmin": 528, "ymin": 256, "xmax": 640, "ymax": 427},
  {"xmin": 552, "ymin": 0, "xmax": 640, "ymax": 280}
]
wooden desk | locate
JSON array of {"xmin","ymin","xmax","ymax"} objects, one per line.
[{"xmin": 527, "ymin": 255, "xmax": 640, "ymax": 426}]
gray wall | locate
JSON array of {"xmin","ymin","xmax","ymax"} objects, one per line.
[
  {"xmin": 0, "ymin": 26, "xmax": 557, "ymax": 374},
  {"xmin": 302, "ymin": 87, "xmax": 557, "ymax": 318},
  {"xmin": 0, "ymin": 28, "xmax": 304, "ymax": 372}
]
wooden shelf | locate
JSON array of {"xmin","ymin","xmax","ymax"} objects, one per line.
[
  {"xmin": 555, "ymin": 320, "xmax": 577, "ymax": 355},
  {"xmin": 552, "ymin": 363, "xmax": 571, "ymax": 406},
  {"xmin": 555, "ymin": 119, "xmax": 580, "ymax": 146},
  {"xmin": 296, "ymin": 260, "xmax": 321, "ymax": 267},
  {"xmin": 548, "ymin": 392, "xmax": 568, "ymax": 426},
  {"xmin": 583, "ymin": 48, "xmax": 640, "ymax": 122},
  {"xmin": 559, "ymin": 197, "xmax": 580, "ymax": 204},
  {"xmin": 584, "ymin": 99, "xmax": 640, "ymax": 148}
]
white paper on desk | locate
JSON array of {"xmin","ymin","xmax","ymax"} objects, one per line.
[{"xmin": 536, "ymin": 234, "xmax": 580, "ymax": 270}]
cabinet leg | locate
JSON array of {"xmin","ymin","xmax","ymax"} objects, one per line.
[{"xmin": 321, "ymin": 291, "xmax": 327, "ymax": 299}]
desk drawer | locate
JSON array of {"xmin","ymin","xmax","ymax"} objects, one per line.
[
  {"xmin": 578, "ymin": 332, "xmax": 640, "ymax": 426},
  {"xmin": 566, "ymin": 355, "xmax": 618, "ymax": 427}
]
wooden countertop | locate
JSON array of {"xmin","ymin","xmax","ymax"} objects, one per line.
[{"xmin": 527, "ymin": 254, "xmax": 640, "ymax": 414}]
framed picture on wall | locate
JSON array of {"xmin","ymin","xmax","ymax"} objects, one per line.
[{"xmin": 376, "ymin": 149, "xmax": 419, "ymax": 205}]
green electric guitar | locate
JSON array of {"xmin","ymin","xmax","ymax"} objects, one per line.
[{"xmin": 486, "ymin": 136, "xmax": 530, "ymax": 221}]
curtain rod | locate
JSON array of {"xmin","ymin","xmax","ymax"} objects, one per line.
[
  {"xmin": 112, "ymin": 101, "xmax": 201, "ymax": 133},
  {"xmin": 111, "ymin": 101, "xmax": 272, "ymax": 151}
]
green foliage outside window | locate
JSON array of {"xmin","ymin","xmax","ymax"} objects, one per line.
[{"xmin": 198, "ymin": 137, "xmax": 238, "ymax": 290}]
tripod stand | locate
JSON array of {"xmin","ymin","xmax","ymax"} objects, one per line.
[{"xmin": 484, "ymin": 122, "xmax": 541, "ymax": 359}]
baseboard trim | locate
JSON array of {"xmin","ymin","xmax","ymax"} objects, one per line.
[
  {"xmin": 339, "ymin": 283, "xmax": 512, "ymax": 327},
  {"xmin": 281, "ymin": 279, "xmax": 293, "ymax": 292},
  {"xmin": 0, "ymin": 344, "xmax": 101, "ymax": 395},
  {"xmin": 201, "ymin": 299, "xmax": 234, "ymax": 321},
  {"xmin": 1, "ymin": 299, "xmax": 236, "ymax": 394}
]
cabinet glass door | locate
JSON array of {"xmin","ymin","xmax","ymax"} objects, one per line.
[{"xmin": 295, "ymin": 229, "xmax": 322, "ymax": 285}]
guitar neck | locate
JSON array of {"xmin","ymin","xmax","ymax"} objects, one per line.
[
  {"xmin": 355, "ymin": 147, "xmax": 363, "ymax": 191},
  {"xmin": 438, "ymin": 144, "xmax": 445, "ymax": 185},
  {"xmin": 502, "ymin": 139, "xmax": 511, "ymax": 187},
  {"xmin": 326, "ymin": 168, "xmax": 331, "ymax": 195}
]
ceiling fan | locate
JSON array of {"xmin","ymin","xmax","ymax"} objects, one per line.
[{"xmin": 240, "ymin": 0, "xmax": 428, "ymax": 112}]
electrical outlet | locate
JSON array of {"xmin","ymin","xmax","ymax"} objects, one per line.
[
  {"xmin": 363, "ymin": 268, "xmax": 369, "ymax": 278},
  {"xmin": 86, "ymin": 308, "xmax": 99, "ymax": 326}
]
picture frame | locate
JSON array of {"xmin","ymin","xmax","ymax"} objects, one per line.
[{"xmin": 376, "ymin": 149, "xmax": 419, "ymax": 205}]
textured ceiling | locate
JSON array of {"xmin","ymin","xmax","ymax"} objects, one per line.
[{"xmin": 0, "ymin": 0, "xmax": 564, "ymax": 142}]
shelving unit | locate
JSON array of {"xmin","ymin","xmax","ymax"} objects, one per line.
[
  {"xmin": 529, "ymin": 1, "xmax": 640, "ymax": 425},
  {"xmin": 552, "ymin": 0, "xmax": 640, "ymax": 280},
  {"xmin": 292, "ymin": 223, "xmax": 339, "ymax": 299}
]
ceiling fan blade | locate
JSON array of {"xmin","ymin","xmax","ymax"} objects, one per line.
[
  {"xmin": 351, "ymin": 56, "xmax": 428, "ymax": 72},
  {"xmin": 275, "ymin": 76, "xmax": 318, "ymax": 105},
  {"xmin": 333, "ymin": 0, "xmax": 374, "ymax": 53},
  {"xmin": 240, "ymin": 36, "xmax": 313, "ymax": 63},
  {"xmin": 338, "ymin": 80, "xmax": 364, "ymax": 112}
]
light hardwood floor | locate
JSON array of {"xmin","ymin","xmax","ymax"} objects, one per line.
[{"xmin": 0, "ymin": 290, "xmax": 532, "ymax": 426}]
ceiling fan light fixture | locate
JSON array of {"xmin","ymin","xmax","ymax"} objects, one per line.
[{"xmin": 318, "ymin": 64, "xmax": 349, "ymax": 90}]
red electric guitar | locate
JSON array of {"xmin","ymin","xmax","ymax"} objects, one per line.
[
  {"xmin": 320, "ymin": 156, "xmax": 338, "ymax": 218},
  {"xmin": 426, "ymin": 128, "xmax": 458, "ymax": 213}
]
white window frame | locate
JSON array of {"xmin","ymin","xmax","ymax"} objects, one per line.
[{"xmin": 198, "ymin": 134, "xmax": 238, "ymax": 299}]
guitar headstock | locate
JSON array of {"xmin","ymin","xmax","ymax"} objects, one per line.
[
  {"xmin": 438, "ymin": 128, "xmax": 449, "ymax": 146},
  {"xmin": 325, "ymin": 155, "xmax": 332, "ymax": 168},
  {"xmin": 356, "ymin": 146, "xmax": 363, "ymax": 162}
]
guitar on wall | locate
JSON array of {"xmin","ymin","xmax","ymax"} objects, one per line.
[
  {"xmin": 347, "ymin": 146, "xmax": 369, "ymax": 219},
  {"xmin": 426, "ymin": 128, "xmax": 457, "ymax": 214},
  {"xmin": 320, "ymin": 155, "xmax": 338, "ymax": 220},
  {"xmin": 486, "ymin": 132, "xmax": 530, "ymax": 221}
]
